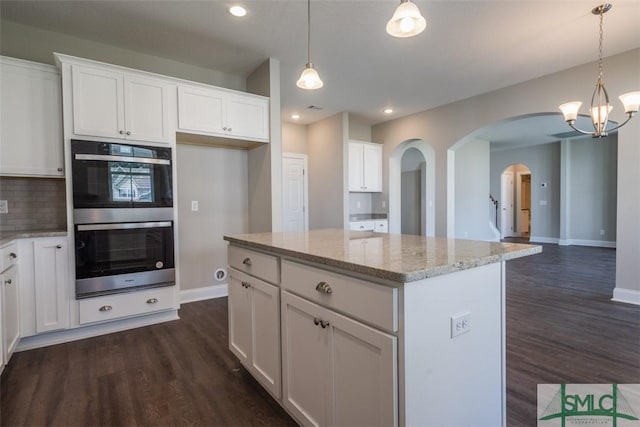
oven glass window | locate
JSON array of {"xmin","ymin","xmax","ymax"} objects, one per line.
[{"xmin": 110, "ymin": 162, "xmax": 154, "ymax": 203}]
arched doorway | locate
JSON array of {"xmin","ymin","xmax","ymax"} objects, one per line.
[
  {"xmin": 401, "ymin": 148, "xmax": 425, "ymax": 235},
  {"xmin": 389, "ymin": 139, "xmax": 435, "ymax": 235},
  {"xmin": 500, "ymin": 164, "xmax": 532, "ymax": 240}
]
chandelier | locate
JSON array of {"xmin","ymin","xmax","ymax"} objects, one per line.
[{"xmin": 558, "ymin": 4, "xmax": 639, "ymax": 138}]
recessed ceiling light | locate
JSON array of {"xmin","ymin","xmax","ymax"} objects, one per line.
[
  {"xmin": 229, "ymin": 5, "xmax": 247, "ymax": 17},
  {"xmin": 291, "ymin": 114, "xmax": 300, "ymax": 120},
  {"xmin": 384, "ymin": 108, "xmax": 394, "ymax": 114}
]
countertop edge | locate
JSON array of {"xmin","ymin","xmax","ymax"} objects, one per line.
[
  {"xmin": 0, "ymin": 230, "xmax": 68, "ymax": 246},
  {"xmin": 224, "ymin": 235, "xmax": 543, "ymax": 283}
]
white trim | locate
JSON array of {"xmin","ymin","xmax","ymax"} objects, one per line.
[
  {"xmin": 16, "ymin": 309, "xmax": 179, "ymax": 352},
  {"xmin": 612, "ymin": 288, "xmax": 640, "ymax": 306},
  {"xmin": 529, "ymin": 236, "xmax": 560, "ymax": 244},
  {"xmin": 180, "ymin": 284, "xmax": 228, "ymax": 303},
  {"xmin": 558, "ymin": 239, "xmax": 616, "ymax": 248}
]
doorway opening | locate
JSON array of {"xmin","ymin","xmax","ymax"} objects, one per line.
[
  {"xmin": 400, "ymin": 148, "xmax": 426, "ymax": 235},
  {"xmin": 500, "ymin": 163, "xmax": 531, "ymax": 240}
]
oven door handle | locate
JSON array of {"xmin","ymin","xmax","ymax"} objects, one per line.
[
  {"xmin": 74, "ymin": 153, "xmax": 170, "ymax": 165},
  {"xmin": 77, "ymin": 221, "xmax": 172, "ymax": 231}
]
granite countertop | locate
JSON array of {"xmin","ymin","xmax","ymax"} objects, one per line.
[
  {"xmin": 224, "ymin": 229, "xmax": 541, "ymax": 283},
  {"xmin": 0, "ymin": 229, "xmax": 68, "ymax": 246}
]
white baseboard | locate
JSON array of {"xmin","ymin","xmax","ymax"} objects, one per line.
[
  {"xmin": 612, "ymin": 288, "xmax": 640, "ymax": 305},
  {"xmin": 529, "ymin": 236, "xmax": 560, "ymax": 244},
  {"xmin": 17, "ymin": 309, "xmax": 180, "ymax": 352},
  {"xmin": 180, "ymin": 284, "xmax": 228, "ymax": 304},
  {"xmin": 558, "ymin": 239, "xmax": 616, "ymax": 248}
]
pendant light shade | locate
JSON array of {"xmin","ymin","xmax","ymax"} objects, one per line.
[
  {"xmin": 386, "ymin": 0, "xmax": 426, "ymax": 38},
  {"xmin": 297, "ymin": 0, "xmax": 323, "ymax": 90},
  {"xmin": 297, "ymin": 63, "xmax": 323, "ymax": 89}
]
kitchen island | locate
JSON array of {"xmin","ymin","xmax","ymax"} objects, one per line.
[{"xmin": 224, "ymin": 229, "xmax": 541, "ymax": 427}]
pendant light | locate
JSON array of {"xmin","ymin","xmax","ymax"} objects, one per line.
[
  {"xmin": 559, "ymin": 4, "xmax": 640, "ymax": 138},
  {"xmin": 297, "ymin": 0, "xmax": 323, "ymax": 90},
  {"xmin": 386, "ymin": 0, "xmax": 426, "ymax": 38}
]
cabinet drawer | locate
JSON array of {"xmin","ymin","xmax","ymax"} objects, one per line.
[
  {"xmin": 79, "ymin": 286, "xmax": 176, "ymax": 325},
  {"xmin": 229, "ymin": 245, "xmax": 280, "ymax": 284},
  {"xmin": 282, "ymin": 260, "xmax": 397, "ymax": 332},
  {"xmin": 1, "ymin": 242, "xmax": 18, "ymax": 273},
  {"xmin": 349, "ymin": 221, "xmax": 375, "ymax": 231}
]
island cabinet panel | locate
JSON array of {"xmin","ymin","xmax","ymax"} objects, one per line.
[
  {"xmin": 228, "ymin": 268, "xmax": 281, "ymax": 398},
  {"xmin": 281, "ymin": 259, "xmax": 398, "ymax": 332},
  {"xmin": 281, "ymin": 291, "xmax": 397, "ymax": 427}
]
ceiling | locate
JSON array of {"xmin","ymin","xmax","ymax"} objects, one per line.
[{"xmin": 2, "ymin": 0, "xmax": 640, "ymax": 144}]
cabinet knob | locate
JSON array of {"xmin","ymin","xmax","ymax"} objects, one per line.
[
  {"xmin": 315, "ymin": 281, "xmax": 333, "ymax": 294},
  {"xmin": 119, "ymin": 130, "xmax": 125, "ymax": 135},
  {"xmin": 320, "ymin": 320, "xmax": 330, "ymax": 329},
  {"xmin": 147, "ymin": 298, "xmax": 158, "ymax": 304},
  {"xmin": 223, "ymin": 126, "xmax": 228, "ymax": 131},
  {"xmin": 313, "ymin": 317, "xmax": 321, "ymax": 326},
  {"xmin": 241, "ymin": 281, "xmax": 251, "ymax": 288},
  {"xmin": 9, "ymin": 252, "xmax": 17, "ymax": 259},
  {"xmin": 126, "ymin": 131, "xmax": 131, "ymax": 136},
  {"xmin": 99, "ymin": 305, "xmax": 113, "ymax": 312},
  {"xmin": 228, "ymin": 128, "xmax": 232, "ymax": 132},
  {"xmin": 242, "ymin": 257, "xmax": 252, "ymax": 266},
  {"xmin": 4, "ymin": 279, "xmax": 12, "ymax": 285},
  {"xmin": 57, "ymin": 167, "xmax": 63, "ymax": 172},
  {"xmin": 56, "ymin": 244, "xmax": 62, "ymax": 249}
]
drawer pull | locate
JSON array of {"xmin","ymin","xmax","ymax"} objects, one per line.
[
  {"xmin": 99, "ymin": 305, "xmax": 113, "ymax": 312},
  {"xmin": 56, "ymin": 244, "xmax": 62, "ymax": 249},
  {"xmin": 4, "ymin": 279, "xmax": 12, "ymax": 285},
  {"xmin": 147, "ymin": 298, "xmax": 158, "ymax": 304},
  {"xmin": 320, "ymin": 320, "xmax": 330, "ymax": 329},
  {"xmin": 313, "ymin": 317, "xmax": 321, "ymax": 326},
  {"xmin": 9, "ymin": 252, "xmax": 17, "ymax": 259},
  {"xmin": 315, "ymin": 281, "xmax": 333, "ymax": 294},
  {"xmin": 242, "ymin": 257, "xmax": 252, "ymax": 266},
  {"xmin": 241, "ymin": 281, "xmax": 251, "ymax": 288}
]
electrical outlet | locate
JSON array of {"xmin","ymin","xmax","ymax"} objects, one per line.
[
  {"xmin": 356, "ymin": 201, "xmax": 361, "ymax": 209},
  {"xmin": 191, "ymin": 200, "xmax": 199, "ymax": 211},
  {"xmin": 451, "ymin": 312, "xmax": 471, "ymax": 338},
  {"xmin": 600, "ymin": 229, "xmax": 605, "ymax": 236},
  {"xmin": 0, "ymin": 200, "xmax": 7, "ymax": 214},
  {"xmin": 382, "ymin": 201, "xmax": 386, "ymax": 208}
]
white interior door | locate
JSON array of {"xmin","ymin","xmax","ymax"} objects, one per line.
[
  {"xmin": 282, "ymin": 154, "xmax": 308, "ymax": 232},
  {"xmin": 501, "ymin": 172, "xmax": 514, "ymax": 238}
]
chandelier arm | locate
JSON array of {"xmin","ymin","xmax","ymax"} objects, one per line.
[
  {"xmin": 603, "ymin": 114, "xmax": 634, "ymax": 134},
  {"xmin": 567, "ymin": 121, "xmax": 596, "ymax": 136}
]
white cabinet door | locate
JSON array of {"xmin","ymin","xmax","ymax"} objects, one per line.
[
  {"xmin": 228, "ymin": 269, "xmax": 281, "ymax": 397},
  {"xmin": 177, "ymin": 85, "xmax": 225, "ymax": 135},
  {"xmin": 348, "ymin": 142, "xmax": 364, "ymax": 191},
  {"xmin": 363, "ymin": 143, "xmax": 382, "ymax": 192},
  {"xmin": 374, "ymin": 220, "xmax": 389, "ymax": 233},
  {"xmin": 281, "ymin": 291, "xmax": 329, "ymax": 427},
  {"xmin": 33, "ymin": 238, "xmax": 69, "ymax": 333},
  {"xmin": 0, "ymin": 57, "xmax": 64, "ymax": 177},
  {"xmin": 72, "ymin": 65, "xmax": 125, "ymax": 139},
  {"xmin": 72, "ymin": 65, "xmax": 172, "ymax": 143},
  {"xmin": 282, "ymin": 291, "xmax": 397, "ymax": 427},
  {"xmin": 226, "ymin": 94, "xmax": 269, "ymax": 141},
  {"xmin": 2, "ymin": 266, "xmax": 20, "ymax": 364},
  {"xmin": 349, "ymin": 220, "xmax": 375, "ymax": 231},
  {"xmin": 123, "ymin": 75, "xmax": 172, "ymax": 143}
]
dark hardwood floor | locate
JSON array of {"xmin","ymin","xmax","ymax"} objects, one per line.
[{"xmin": 2, "ymin": 243, "xmax": 638, "ymax": 426}]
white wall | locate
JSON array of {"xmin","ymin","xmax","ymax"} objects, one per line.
[
  {"xmin": 282, "ymin": 122, "xmax": 308, "ymax": 155},
  {"xmin": 176, "ymin": 144, "xmax": 248, "ymax": 291},
  {"xmin": 455, "ymin": 139, "xmax": 492, "ymax": 240},
  {"xmin": 0, "ymin": 20, "xmax": 244, "ymax": 90}
]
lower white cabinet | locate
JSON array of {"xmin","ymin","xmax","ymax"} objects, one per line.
[
  {"xmin": 2, "ymin": 264, "xmax": 20, "ymax": 365},
  {"xmin": 281, "ymin": 291, "xmax": 397, "ymax": 427},
  {"xmin": 349, "ymin": 219, "xmax": 388, "ymax": 233},
  {"xmin": 18, "ymin": 237, "xmax": 70, "ymax": 337},
  {"xmin": 228, "ymin": 268, "xmax": 281, "ymax": 398}
]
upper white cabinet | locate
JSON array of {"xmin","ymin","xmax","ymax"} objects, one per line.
[
  {"xmin": 177, "ymin": 84, "xmax": 269, "ymax": 142},
  {"xmin": 0, "ymin": 56, "xmax": 64, "ymax": 177},
  {"xmin": 71, "ymin": 65, "xmax": 173, "ymax": 144},
  {"xmin": 349, "ymin": 140, "xmax": 382, "ymax": 192}
]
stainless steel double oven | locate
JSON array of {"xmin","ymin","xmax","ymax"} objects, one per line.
[{"xmin": 71, "ymin": 139, "xmax": 175, "ymax": 298}]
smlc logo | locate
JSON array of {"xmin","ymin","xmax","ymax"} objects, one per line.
[{"xmin": 538, "ymin": 384, "xmax": 640, "ymax": 426}]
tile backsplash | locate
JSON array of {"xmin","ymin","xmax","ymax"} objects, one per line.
[{"xmin": 0, "ymin": 177, "xmax": 67, "ymax": 232}]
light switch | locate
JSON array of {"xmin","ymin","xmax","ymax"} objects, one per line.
[
  {"xmin": 191, "ymin": 200, "xmax": 199, "ymax": 211},
  {"xmin": 539, "ymin": 200, "xmax": 548, "ymax": 206},
  {"xmin": 0, "ymin": 200, "xmax": 7, "ymax": 214}
]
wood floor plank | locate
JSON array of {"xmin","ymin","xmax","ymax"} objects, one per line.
[{"xmin": 1, "ymin": 241, "xmax": 638, "ymax": 426}]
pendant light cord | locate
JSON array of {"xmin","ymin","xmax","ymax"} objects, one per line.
[
  {"xmin": 597, "ymin": 8, "xmax": 604, "ymax": 83},
  {"xmin": 307, "ymin": 0, "xmax": 311, "ymax": 65}
]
